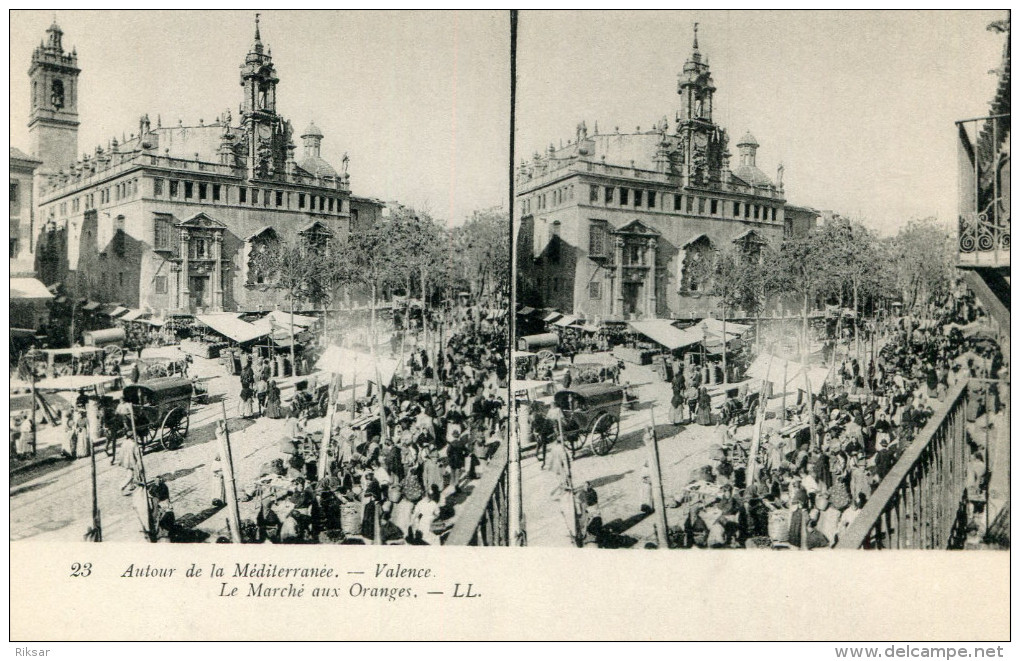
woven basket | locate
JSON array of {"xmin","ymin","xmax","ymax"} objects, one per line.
[
  {"xmin": 768, "ymin": 510, "xmax": 790, "ymax": 544},
  {"xmin": 340, "ymin": 502, "xmax": 362, "ymax": 535}
]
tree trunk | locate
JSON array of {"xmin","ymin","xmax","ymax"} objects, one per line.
[{"xmin": 290, "ymin": 295, "xmax": 297, "ymax": 378}]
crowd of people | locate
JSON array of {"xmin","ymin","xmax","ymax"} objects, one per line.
[
  {"xmin": 226, "ymin": 304, "xmax": 510, "ymax": 545},
  {"xmin": 661, "ymin": 287, "xmax": 1004, "ymax": 550}
]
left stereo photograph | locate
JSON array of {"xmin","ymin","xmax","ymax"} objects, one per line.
[{"xmin": 9, "ymin": 10, "xmax": 513, "ymax": 546}]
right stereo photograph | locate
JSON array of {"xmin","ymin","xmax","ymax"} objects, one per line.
[{"xmin": 511, "ymin": 10, "xmax": 1010, "ymax": 551}]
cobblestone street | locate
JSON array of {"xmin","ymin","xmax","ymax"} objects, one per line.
[{"xmin": 10, "ymin": 355, "xmax": 295, "ymax": 542}]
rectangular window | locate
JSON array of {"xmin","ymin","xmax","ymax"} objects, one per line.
[
  {"xmin": 239, "ymin": 187, "xmax": 247, "ymax": 203},
  {"xmin": 589, "ymin": 221, "xmax": 607, "ymax": 257},
  {"xmin": 264, "ymin": 190, "xmax": 271, "ymax": 207},
  {"xmin": 634, "ymin": 189, "xmax": 643, "ymax": 207},
  {"xmin": 771, "ymin": 207, "xmax": 777, "ymax": 221},
  {"xmin": 119, "ymin": 273, "xmax": 124, "ymax": 287},
  {"xmin": 199, "ymin": 183, "xmax": 207, "ymax": 200},
  {"xmin": 604, "ymin": 187, "xmax": 614, "ymax": 204},
  {"xmin": 744, "ymin": 203, "xmax": 751, "ymax": 219},
  {"xmin": 674, "ymin": 194, "xmax": 683, "ymax": 211},
  {"xmin": 213, "ymin": 184, "xmax": 221, "ymax": 202},
  {"xmin": 589, "ymin": 185, "xmax": 599, "ymax": 203},
  {"xmin": 648, "ymin": 191, "xmax": 656, "ymax": 208},
  {"xmin": 589, "ymin": 282, "xmax": 602, "ymax": 299},
  {"xmin": 154, "ymin": 216, "xmax": 173, "ymax": 251},
  {"xmin": 698, "ymin": 197, "xmax": 706, "ymax": 214},
  {"xmin": 620, "ymin": 188, "xmax": 629, "ymax": 205},
  {"xmin": 252, "ymin": 188, "xmax": 259, "ymax": 205},
  {"xmin": 276, "ymin": 191, "xmax": 284, "ymax": 207},
  {"xmin": 328, "ymin": 198, "xmax": 334, "ymax": 212},
  {"xmin": 10, "ymin": 182, "xmax": 18, "ymax": 205},
  {"xmin": 154, "ymin": 275, "xmax": 167, "ymax": 294},
  {"xmin": 299, "ymin": 193, "xmax": 306, "ymax": 209},
  {"xmin": 319, "ymin": 196, "xmax": 325, "ymax": 211},
  {"xmin": 153, "ymin": 178, "xmax": 164, "ymax": 197},
  {"xmin": 686, "ymin": 195, "xmax": 693, "ymax": 213},
  {"xmin": 710, "ymin": 199, "xmax": 718, "ymax": 215},
  {"xmin": 753, "ymin": 205, "xmax": 760, "ymax": 220},
  {"xmin": 184, "ymin": 182, "xmax": 194, "ymax": 199},
  {"xmin": 733, "ymin": 201, "xmax": 740, "ymax": 217}
]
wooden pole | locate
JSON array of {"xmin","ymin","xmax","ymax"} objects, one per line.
[
  {"xmin": 781, "ymin": 359, "xmax": 789, "ymax": 423},
  {"xmin": 555, "ymin": 418, "xmax": 580, "ymax": 546},
  {"xmin": 126, "ymin": 404, "xmax": 153, "ymax": 542},
  {"xmin": 29, "ymin": 364, "xmax": 38, "ymax": 456},
  {"xmin": 218, "ymin": 402, "xmax": 243, "ymax": 543},
  {"xmin": 746, "ymin": 353, "xmax": 774, "ymax": 489},
  {"xmin": 86, "ymin": 394, "xmax": 102, "ymax": 542},
  {"xmin": 645, "ymin": 409, "xmax": 669, "ymax": 549},
  {"xmin": 804, "ymin": 367, "xmax": 817, "ymax": 451},
  {"xmin": 317, "ymin": 373, "xmax": 339, "ymax": 482},
  {"xmin": 722, "ymin": 314, "xmax": 728, "ymax": 384},
  {"xmin": 509, "ymin": 399, "xmax": 524, "ymax": 546}
]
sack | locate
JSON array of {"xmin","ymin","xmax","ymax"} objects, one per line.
[
  {"xmin": 829, "ymin": 481, "xmax": 851, "ymax": 511},
  {"xmin": 400, "ymin": 474, "xmax": 423, "ymax": 503}
]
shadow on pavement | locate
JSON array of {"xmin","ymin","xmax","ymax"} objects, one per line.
[
  {"xmin": 609, "ymin": 423, "xmax": 682, "ymax": 455},
  {"xmin": 10, "ymin": 477, "xmax": 59, "ymax": 498},
  {"xmin": 587, "ymin": 470, "xmax": 633, "ymax": 490}
]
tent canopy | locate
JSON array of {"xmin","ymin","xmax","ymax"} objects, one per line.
[
  {"xmin": 696, "ymin": 318, "xmax": 751, "ymax": 338},
  {"xmin": 266, "ymin": 310, "xmax": 318, "ymax": 328},
  {"xmin": 516, "ymin": 306, "xmax": 535, "ymax": 316},
  {"xmin": 745, "ymin": 354, "xmax": 830, "ymax": 393},
  {"xmin": 554, "ymin": 315, "xmax": 578, "ymax": 327},
  {"xmin": 121, "ymin": 309, "xmax": 151, "ymax": 322},
  {"xmin": 10, "ymin": 278, "xmax": 54, "ymax": 300},
  {"xmin": 315, "ymin": 345, "xmax": 400, "ymax": 386},
  {"xmin": 628, "ymin": 319, "xmax": 701, "ymax": 350},
  {"xmin": 196, "ymin": 313, "xmax": 269, "ymax": 344}
]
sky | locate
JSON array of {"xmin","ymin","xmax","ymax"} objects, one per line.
[
  {"xmin": 9, "ymin": 10, "xmax": 510, "ymax": 227},
  {"xmin": 516, "ymin": 10, "xmax": 1007, "ymax": 236}
]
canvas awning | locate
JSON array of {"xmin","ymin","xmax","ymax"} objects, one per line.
[
  {"xmin": 315, "ymin": 345, "xmax": 400, "ymax": 386},
  {"xmin": 696, "ymin": 318, "xmax": 751, "ymax": 338},
  {"xmin": 517, "ymin": 306, "xmax": 535, "ymax": 316},
  {"xmin": 33, "ymin": 375, "xmax": 120, "ymax": 392},
  {"xmin": 196, "ymin": 313, "xmax": 269, "ymax": 344},
  {"xmin": 266, "ymin": 310, "xmax": 318, "ymax": 328},
  {"xmin": 109, "ymin": 306, "xmax": 129, "ymax": 318},
  {"xmin": 543, "ymin": 311, "xmax": 563, "ymax": 323},
  {"xmin": 10, "ymin": 278, "xmax": 54, "ymax": 300},
  {"xmin": 82, "ymin": 300, "xmax": 101, "ymax": 311},
  {"xmin": 121, "ymin": 309, "xmax": 151, "ymax": 322},
  {"xmin": 628, "ymin": 319, "xmax": 701, "ymax": 350},
  {"xmin": 554, "ymin": 315, "xmax": 578, "ymax": 327},
  {"xmin": 745, "ymin": 354, "xmax": 830, "ymax": 393}
]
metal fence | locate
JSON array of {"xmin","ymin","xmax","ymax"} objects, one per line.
[
  {"xmin": 444, "ymin": 442, "xmax": 510, "ymax": 546},
  {"xmin": 836, "ymin": 380, "xmax": 973, "ymax": 549}
]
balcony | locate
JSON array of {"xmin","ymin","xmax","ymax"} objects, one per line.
[
  {"xmin": 957, "ymin": 114, "xmax": 1010, "ymax": 269},
  {"xmin": 836, "ymin": 380, "xmax": 983, "ymax": 549},
  {"xmin": 444, "ymin": 441, "xmax": 510, "ymax": 546}
]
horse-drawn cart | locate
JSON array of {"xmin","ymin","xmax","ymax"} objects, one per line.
[
  {"xmin": 553, "ymin": 383, "xmax": 625, "ymax": 457},
  {"xmin": 121, "ymin": 377, "xmax": 193, "ymax": 451}
]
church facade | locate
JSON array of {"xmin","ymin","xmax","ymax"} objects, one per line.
[
  {"xmin": 26, "ymin": 18, "xmax": 383, "ymax": 315},
  {"xmin": 516, "ymin": 28, "xmax": 789, "ymax": 322}
]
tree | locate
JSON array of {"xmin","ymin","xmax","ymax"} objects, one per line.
[
  {"xmin": 250, "ymin": 237, "xmax": 327, "ymax": 374},
  {"xmin": 887, "ymin": 217, "xmax": 955, "ymax": 316},
  {"xmin": 450, "ymin": 208, "xmax": 510, "ymax": 303}
]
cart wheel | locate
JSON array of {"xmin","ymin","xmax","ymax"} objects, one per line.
[
  {"xmin": 537, "ymin": 349, "xmax": 556, "ymax": 370},
  {"xmin": 589, "ymin": 412, "xmax": 619, "ymax": 456},
  {"xmin": 562, "ymin": 423, "xmax": 584, "ymax": 457},
  {"xmin": 159, "ymin": 407, "xmax": 189, "ymax": 451},
  {"xmin": 107, "ymin": 346, "xmax": 124, "ymax": 365}
]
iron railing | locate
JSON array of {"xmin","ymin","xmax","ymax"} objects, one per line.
[
  {"xmin": 444, "ymin": 441, "xmax": 510, "ymax": 546},
  {"xmin": 957, "ymin": 114, "xmax": 1010, "ymax": 268},
  {"xmin": 836, "ymin": 379, "xmax": 972, "ymax": 549}
]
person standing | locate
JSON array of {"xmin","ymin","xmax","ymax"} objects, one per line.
[
  {"xmin": 17, "ymin": 415, "xmax": 34, "ymax": 457},
  {"xmin": 255, "ymin": 374, "xmax": 269, "ymax": 417}
]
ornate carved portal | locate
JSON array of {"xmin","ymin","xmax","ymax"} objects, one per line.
[
  {"xmin": 609, "ymin": 221, "xmax": 659, "ymax": 320},
  {"xmin": 175, "ymin": 213, "xmax": 228, "ymax": 313}
]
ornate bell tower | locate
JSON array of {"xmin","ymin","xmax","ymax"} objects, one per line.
[
  {"xmin": 239, "ymin": 14, "xmax": 284, "ymax": 180},
  {"xmin": 28, "ymin": 19, "xmax": 80, "ymax": 183},
  {"xmin": 675, "ymin": 23, "xmax": 727, "ymax": 186}
]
